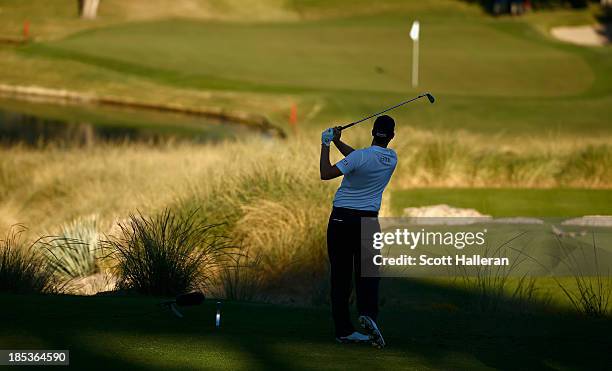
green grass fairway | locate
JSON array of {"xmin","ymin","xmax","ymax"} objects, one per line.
[
  {"xmin": 391, "ymin": 188, "xmax": 612, "ymax": 217},
  {"xmin": 2, "ymin": 282, "xmax": 611, "ymax": 370},
  {"xmin": 5, "ymin": 0, "xmax": 609, "ymax": 134}
]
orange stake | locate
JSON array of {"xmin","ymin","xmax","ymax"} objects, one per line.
[
  {"xmin": 23, "ymin": 20, "xmax": 30, "ymax": 40},
  {"xmin": 289, "ymin": 103, "xmax": 298, "ymax": 125},
  {"xmin": 289, "ymin": 103, "xmax": 298, "ymax": 134}
]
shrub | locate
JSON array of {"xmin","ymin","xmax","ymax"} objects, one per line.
[
  {"xmin": 0, "ymin": 225, "xmax": 57, "ymax": 293},
  {"xmin": 43, "ymin": 216, "xmax": 100, "ymax": 279},
  {"xmin": 102, "ymin": 209, "xmax": 231, "ymax": 296}
]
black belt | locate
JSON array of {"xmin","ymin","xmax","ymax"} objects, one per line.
[{"xmin": 332, "ymin": 206, "xmax": 378, "ymax": 218}]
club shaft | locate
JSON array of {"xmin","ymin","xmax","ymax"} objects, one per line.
[{"xmin": 340, "ymin": 94, "xmax": 426, "ymax": 130}]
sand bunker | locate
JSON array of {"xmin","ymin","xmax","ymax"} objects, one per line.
[
  {"xmin": 402, "ymin": 205, "xmax": 538, "ymax": 223},
  {"xmin": 489, "ymin": 217, "xmax": 544, "ymax": 225},
  {"xmin": 551, "ymin": 24, "xmax": 610, "ymax": 46},
  {"xmin": 401, "ymin": 205, "xmax": 612, "ymax": 227},
  {"xmin": 402, "ymin": 205, "xmax": 545, "ymax": 225},
  {"xmin": 562, "ymin": 215, "xmax": 612, "ymax": 227},
  {"xmin": 402, "ymin": 204, "xmax": 490, "ymax": 218}
]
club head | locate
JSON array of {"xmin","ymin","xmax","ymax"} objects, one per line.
[
  {"xmin": 175, "ymin": 291, "xmax": 205, "ymax": 307},
  {"xmin": 425, "ymin": 93, "xmax": 435, "ymax": 104}
]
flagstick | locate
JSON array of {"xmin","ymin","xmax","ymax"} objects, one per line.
[
  {"xmin": 410, "ymin": 20, "xmax": 420, "ymax": 88},
  {"xmin": 412, "ymin": 38, "xmax": 419, "ymax": 88}
]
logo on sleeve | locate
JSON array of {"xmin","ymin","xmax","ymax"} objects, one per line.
[
  {"xmin": 342, "ymin": 159, "xmax": 349, "ymax": 167},
  {"xmin": 378, "ymin": 155, "xmax": 391, "ymax": 165}
]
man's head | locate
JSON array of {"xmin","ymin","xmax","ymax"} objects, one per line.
[{"xmin": 372, "ymin": 115, "xmax": 395, "ymax": 147}]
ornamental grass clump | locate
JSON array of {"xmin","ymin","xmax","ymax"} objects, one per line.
[{"xmin": 103, "ymin": 209, "xmax": 231, "ymax": 296}]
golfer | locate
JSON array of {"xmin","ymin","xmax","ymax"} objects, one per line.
[{"xmin": 319, "ymin": 115, "xmax": 397, "ymax": 348}]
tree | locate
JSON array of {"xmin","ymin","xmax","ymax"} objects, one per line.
[{"xmin": 78, "ymin": 0, "xmax": 100, "ymax": 19}]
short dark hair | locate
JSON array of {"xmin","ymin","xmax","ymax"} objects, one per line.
[{"xmin": 372, "ymin": 115, "xmax": 395, "ymax": 144}]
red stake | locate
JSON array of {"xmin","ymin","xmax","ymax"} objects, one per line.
[
  {"xmin": 23, "ymin": 20, "xmax": 30, "ymax": 40},
  {"xmin": 289, "ymin": 103, "xmax": 298, "ymax": 125},
  {"xmin": 289, "ymin": 103, "xmax": 298, "ymax": 134}
]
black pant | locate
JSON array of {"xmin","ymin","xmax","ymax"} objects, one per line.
[{"xmin": 327, "ymin": 207, "xmax": 380, "ymax": 337}]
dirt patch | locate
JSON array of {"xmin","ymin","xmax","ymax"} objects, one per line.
[{"xmin": 551, "ymin": 24, "xmax": 611, "ymax": 46}]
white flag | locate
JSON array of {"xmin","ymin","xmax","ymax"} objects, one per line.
[{"xmin": 410, "ymin": 21, "xmax": 420, "ymax": 41}]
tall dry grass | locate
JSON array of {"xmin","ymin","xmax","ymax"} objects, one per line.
[
  {"xmin": 0, "ymin": 128, "xmax": 610, "ymax": 300},
  {"xmin": 387, "ymin": 128, "xmax": 612, "ymax": 188},
  {"xmin": 0, "ymin": 225, "xmax": 57, "ymax": 293},
  {"xmin": 2, "ymin": 128, "xmax": 609, "ymax": 235}
]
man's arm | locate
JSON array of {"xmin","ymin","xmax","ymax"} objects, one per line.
[
  {"xmin": 332, "ymin": 126, "xmax": 354, "ymax": 157},
  {"xmin": 333, "ymin": 139, "xmax": 355, "ymax": 157},
  {"xmin": 320, "ymin": 144, "xmax": 343, "ymax": 180}
]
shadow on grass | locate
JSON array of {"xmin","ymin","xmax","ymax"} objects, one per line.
[
  {"xmin": 380, "ymin": 278, "xmax": 611, "ymax": 370},
  {"xmin": 1, "ymin": 278, "xmax": 611, "ymax": 370}
]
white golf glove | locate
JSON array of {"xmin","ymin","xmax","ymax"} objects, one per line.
[{"xmin": 321, "ymin": 128, "xmax": 334, "ymax": 147}]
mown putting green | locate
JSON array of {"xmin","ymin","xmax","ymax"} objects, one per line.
[
  {"xmin": 28, "ymin": 17, "xmax": 590, "ymax": 96},
  {"xmin": 15, "ymin": 0, "xmax": 612, "ymax": 134},
  {"xmin": 391, "ymin": 188, "xmax": 612, "ymax": 217}
]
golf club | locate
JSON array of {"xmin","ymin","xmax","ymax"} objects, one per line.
[{"xmin": 340, "ymin": 93, "xmax": 435, "ymax": 131}]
